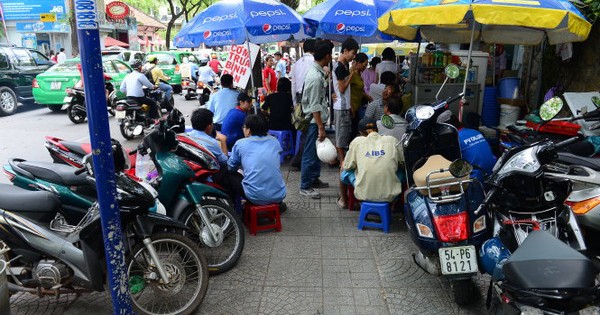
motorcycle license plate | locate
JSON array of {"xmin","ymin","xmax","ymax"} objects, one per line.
[
  {"xmin": 115, "ymin": 110, "xmax": 126, "ymax": 119},
  {"xmin": 51, "ymin": 81, "xmax": 62, "ymax": 90},
  {"xmin": 63, "ymin": 96, "xmax": 72, "ymax": 103},
  {"xmin": 438, "ymin": 245, "xmax": 478, "ymax": 275}
]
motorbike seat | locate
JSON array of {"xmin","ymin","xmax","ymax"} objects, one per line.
[
  {"xmin": 503, "ymin": 230, "xmax": 597, "ymax": 290},
  {"xmin": 0, "ymin": 184, "xmax": 61, "ymax": 215},
  {"xmin": 557, "ymin": 152, "xmax": 600, "ymax": 172},
  {"xmin": 60, "ymin": 140, "xmax": 91, "ymax": 157},
  {"xmin": 16, "ymin": 161, "xmax": 90, "ymax": 186},
  {"xmin": 413, "ymin": 155, "xmax": 468, "ymax": 195}
]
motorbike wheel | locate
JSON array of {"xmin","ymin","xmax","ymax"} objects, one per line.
[
  {"xmin": 119, "ymin": 117, "xmax": 135, "ymax": 140},
  {"xmin": 184, "ymin": 94, "xmax": 192, "ymax": 100},
  {"xmin": 179, "ymin": 198, "xmax": 245, "ymax": 275},
  {"xmin": 67, "ymin": 106, "xmax": 86, "ymax": 124},
  {"xmin": 451, "ymin": 278, "xmax": 475, "ymax": 306},
  {"xmin": 107, "ymin": 102, "xmax": 115, "ymax": 116},
  {"xmin": 127, "ymin": 233, "xmax": 208, "ymax": 315}
]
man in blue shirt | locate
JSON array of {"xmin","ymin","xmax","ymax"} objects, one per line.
[
  {"xmin": 206, "ymin": 74, "xmax": 239, "ymax": 131},
  {"xmin": 228, "ymin": 114, "xmax": 287, "ymax": 205},
  {"xmin": 274, "ymin": 52, "xmax": 287, "ymax": 80},
  {"xmin": 187, "ymin": 108, "xmax": 228, "ymax": 166},
  {"xmin": 222, "ymin": 93, "xmax": 252, "ymax": 150},
  {"xmin": 444, "ymin": 113, "xmax": 497, "ymax": 182}
]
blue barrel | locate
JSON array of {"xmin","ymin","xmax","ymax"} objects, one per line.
[
  {"xmin": 481, "ymin": 87, "xmax": 499, "ymax": 126},
  {"xmin": 498, "ymin": 77, "xmax": 520, "ymax": 99}
]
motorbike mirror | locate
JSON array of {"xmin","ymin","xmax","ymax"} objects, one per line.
[
  {"xmin": 381, "ymin": 115, "xmax": 395, "ymax": 129},
  {"xmin": 415, "ymin": 105, "xmax": 435, "ymax": 120},
  {"xmin": 449, "ymin": 159, "xmax": 473, "ymax": 178},
  {"xmin": 444, "ymin": 64, "xmax": 460, "ymax": 79},
  {"xmin": 592, "ymin": 96, "xmax": 600, "ymax": 108},
  {"xmin": 539, "ymin": 97, "xmax": 563, "ymax": 121}
]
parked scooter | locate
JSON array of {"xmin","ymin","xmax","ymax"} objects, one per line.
[
  {"xmin": 381, "ymin": 64, "xmax": 488, "ymax": 306},
  {"xmin": 115, "ymin": 87, "xmax": 175, "ymax": 140},
  {"xmin": 8, "ymin": 120, "xmax": 245, "ymax": 275},
  {"xmin": 0, "ymin": 143, "xmax": 209, "ymax": 315},
  {"xmin": 182, "ymin": 77, "xmax": 198, "ymax": 100},
  {"xmin": 478, "ymin": 99, "xmax": 595, "ymax": 313},
  {"xmin": 64, "ymin": 76, "xmax": 119, "ymax": 124}
]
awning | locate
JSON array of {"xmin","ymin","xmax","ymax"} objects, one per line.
[{"xmin": 105, "ymin": 36, "xmax": 130, "ymax": 48}]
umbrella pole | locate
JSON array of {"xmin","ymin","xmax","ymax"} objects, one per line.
[
  {"xmin": 246, "ymin": 39, "xmax": 258, "ymax": 114},
  {"xmin": 461, "ymin": 21, "xmax": 477, "ymax": 122}
]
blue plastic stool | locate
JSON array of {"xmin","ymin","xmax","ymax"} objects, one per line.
[
  {"xmin": 294, "ymin": 130, "xmax": 302, "ymax": 155},
  {"xmin": 268, "ymin": 130, "xmax": 295, "ymax": 163},
  {"xmin": 358, "ymin": 202, "xmax": 391, "ymax": 233}
]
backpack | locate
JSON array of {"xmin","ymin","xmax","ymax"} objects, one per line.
[
  {"xmin": 291, "ymin": 83, "xmax": 310, "ymax": 132},
  {"xmin": 143, "ymin": 65, "xmax": 156, "ymax": 83}
]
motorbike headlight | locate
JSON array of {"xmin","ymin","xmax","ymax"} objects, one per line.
[
  {"xmin": 415, "ymin": 105, "xmax": 435, "ymax": 120},
  {"xmin": 496, "ymin": 147, "xmax": 540, "ymax": 177},
  {"xmin": 179, "ymin": 142, "xmax": 220, "ymax": 171}
]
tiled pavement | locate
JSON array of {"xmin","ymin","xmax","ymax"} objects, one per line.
[{"xmin": 10, "ymin": 163, "xmax": 489, "ymax": 315}]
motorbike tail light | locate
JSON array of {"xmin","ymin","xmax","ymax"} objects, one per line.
[
  {"xmin": 116, "ymin": 104, "xmax": 127, "ymax": 111},
  {"xmin": 565, "ymin": 196, "xmax": 600, "ymax": 215},
  {"xmin": 182, "ymin": 80, "xmax": 189, "ymax": 87},
  {"xmin": 175, "ymin": 64, "xmax": 180, "ymax": 74},
  {"xmin": 416, "ymin": 223, "xmax": 434, "ymax": 238},
  {"xmin": 432, "ymin": 212, "xmax": 469, "ymax": 242},
  {"xmin": 32, "ymin": 78, "xmax": 39, "ymax": 88},
  {"xmin": 3, "ymin": 169, "xmax": 15, "ymax": 182}
]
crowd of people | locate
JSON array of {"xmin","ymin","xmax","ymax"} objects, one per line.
[{"xmin": 184, "ymin": 38, "xmax": 496, "ymax": 210}]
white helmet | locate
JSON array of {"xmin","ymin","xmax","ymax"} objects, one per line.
[{"xmin": 316, "ymin": 138, "xmax": 337, "ymax": 163}]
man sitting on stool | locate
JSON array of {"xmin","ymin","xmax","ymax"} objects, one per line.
[
  {"xmin": 342, "ymin": 117, "xmax": 403, "ymax": 202},
  {"xmin": 228, "ymin": 114, "xmax": 287, "ymax": 209}
]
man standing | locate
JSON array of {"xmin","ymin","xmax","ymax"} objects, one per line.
[
  {"xmin": 289, "ymin": 39, "xmax": 316, "ymax": 168},
  {"xmin": 198, "ymin": 59, "xmax": 217, "ymax": 87},
  {"xmin": 332, "ymin": 38, "xmax": 359, "ymax": 208},
  {"xmin": 274, "ymin": 52, "xmax": 287, "ymax": 80},
  {"xmin": 299, "ymin": 40, "xmax": 334, "ymax": 199},
  {"xmin": 206, "ymin": 74, "xmax": 239, "ymax": 131},
  {"xmin": 343, "ymin": 117, "xmax": 403, "ymax": 202},
  {"xmin": 262, "ymin": 56, "xmax": 277, "ymax": 94},
  {"xmin": 57, "ymin": 48, "xmax": 67, "ymax": 63}
]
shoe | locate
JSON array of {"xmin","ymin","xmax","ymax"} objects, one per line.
[
  {"xmin": 336, "ymin": 197, "xmax": 347, "ymax": 210},
  {"xmin": 299, "ymin": 188, "xmax": 321, "ymax": 199},
  {"xmin": 279, "ymin": 202, "xmax": 288, "ymax": 214},
  {"xmin": 310, "ymin": 178, "xmax": 329, "ymax": 189}
]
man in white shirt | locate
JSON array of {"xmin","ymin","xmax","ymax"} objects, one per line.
[
  {"xmin": 375, "ymin": 47, "xmax": 399, "ymax": 83},
  {"xmin": 120, "ymin": 60, "xmax": 159, "ymax": 119},
  {"xmin": 290, "ymin": 39, "xmax": 315, "ymax": 105},
  {"xmin": 274, "ymin": 52, "xmax": 287, "ymax": 79},
  {"xmin": 57, "ymin": 48, "xmax": 67, "ymax": 63}
]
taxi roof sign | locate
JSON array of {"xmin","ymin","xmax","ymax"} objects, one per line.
[{"xmin": 40, "ymin": 13, "xmax": 57, "ymax": 22}]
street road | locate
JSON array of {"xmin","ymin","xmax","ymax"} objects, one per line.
[{"xmin": 0, "ymin": 96, "xmax": 200, "ymax": 184}]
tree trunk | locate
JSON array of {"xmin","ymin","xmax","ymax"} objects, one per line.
[{"xmin": 68, "ymin": 0, "xmax": 79, "ymax": 56}]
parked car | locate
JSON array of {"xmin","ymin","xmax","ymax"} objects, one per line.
[
  {"xmin": 145, "ymin": 51, "xmax": 201, "ymax": 94},
  {"xmin": 101, "ymin": 50, "xmax": 145, "ymax": 64},
  {"xmin": 33, "ymin": 58, "xmax": 132, "ymax": 112},
  {"xmin": 0, "ymin": 44, "xmax": 54, "ymax": 116}
]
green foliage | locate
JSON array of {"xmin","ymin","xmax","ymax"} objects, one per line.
[
  {"xmin": 121, "ymin": 0, "xmax": 164, "ymax": 17},
  {"xmin": 579, "ymin": 0, "xmax": 600, "ymax": 23}
]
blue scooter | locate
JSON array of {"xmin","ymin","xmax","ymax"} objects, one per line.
[{"xmin": 381, "ymin": 64, "xmax": 489, "ymax": 305}]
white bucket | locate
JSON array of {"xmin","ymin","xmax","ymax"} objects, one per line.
[{"xmin": 499, "ymin": 104, "xmax": 520, "ymax": 128}]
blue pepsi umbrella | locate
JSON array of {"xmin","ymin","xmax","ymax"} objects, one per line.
[
  {"xmin": 174, "ymin": 14, "xmax": 203, "ymax": 48},
  {"xmin": 303, "ymin": 0, "xmax": 411, "ymax": 43},
  {"xmin": 179, "ymin": 0, "xmax": 314, "ymax": 47}
]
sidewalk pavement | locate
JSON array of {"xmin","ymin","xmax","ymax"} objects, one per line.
[{"xmin": 10, "ymin": 162, "xmax": 489, "ymax": 315}]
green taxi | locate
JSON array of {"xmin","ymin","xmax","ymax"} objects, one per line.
[
  {"xmin": 33, "ymin": 58, "xmax": 132, "ymax": 111},
  {"xmin": 146, "ymin": 51, "xmax": 201, "ymax": 94}
]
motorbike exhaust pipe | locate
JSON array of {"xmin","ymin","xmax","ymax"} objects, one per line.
[{"xmin": 413, "ymin": 251, "xmax": 441, "ymax": 276}]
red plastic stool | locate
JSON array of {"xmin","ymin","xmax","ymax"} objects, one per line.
[
  {"xmin": 243, "ymin": 203, "xmax": 282, "ymax": 236},
  {"xmin": 347, "ymin": 186, "xmax": 358, "ymax": 211}
]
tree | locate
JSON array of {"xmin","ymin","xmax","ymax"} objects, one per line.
[
  {"xmin": 281, "ymin": 0, "xmax": 300, "ymax": 10},
  {"xmin": 163, "ymin": 0, "xmax": 215, "ymax": 49}
]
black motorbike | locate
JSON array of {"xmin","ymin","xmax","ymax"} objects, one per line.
[
  {"xmin": 115, "ymin": 88, "xmax": 175, "ymax": 140},
  {"xmin": 65, "ymin": 78, "xmax": 118, "ymax": 124},
  {"xmin": 0, "ymin": 141, "xmax": 209, "ymax": 314}
]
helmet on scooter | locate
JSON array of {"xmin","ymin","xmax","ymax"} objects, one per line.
[
  {"xmin": 130, "ymin": 59, "xmax": 143, "ymax": 70},
  {"xmin": 166, "ymin": 108, "xmax": 186, "ymax": 134},
  {"xmin": 80, "ymin": 139, "xmax": 130, "ymax": 175}
]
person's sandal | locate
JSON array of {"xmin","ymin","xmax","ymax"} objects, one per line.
[{"xmin": 336, "ymin": 197, "xmax": 347, "ymax": 210}]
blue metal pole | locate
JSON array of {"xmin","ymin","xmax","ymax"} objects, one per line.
[{"xmin": 73, "ymin": 1, "xmax": 133, "ymax": 313}]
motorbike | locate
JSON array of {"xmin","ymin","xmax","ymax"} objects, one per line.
[
  {"xmin": 0, "ymin": 142, "xmax": 209, "ymax": 315},
  {"xmin": 64, "ymin": 76, "xmax": 119, "ymax": 124},
  {"xmin": 7, "ymin": 120, "xmax": 245, "ymax": 275},
  {"xmin": 115, "ymin": 87, "xmax": 175, "ymax": 140},
  {"xmin": 381, "ymin": 64, "xmax": 488, "ymax": 306},
  {"xmin": 478, "ymin": 98, "xmax": 596, "ymax": 313}
]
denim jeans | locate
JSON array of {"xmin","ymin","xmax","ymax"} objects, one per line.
[
  {"xmin": 300, "ymin": 123, "xmax": 321, "ymax": 190},
  {"xmin": 158, "ymin": 82, "xmax": 173, "ymax": 101}
]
